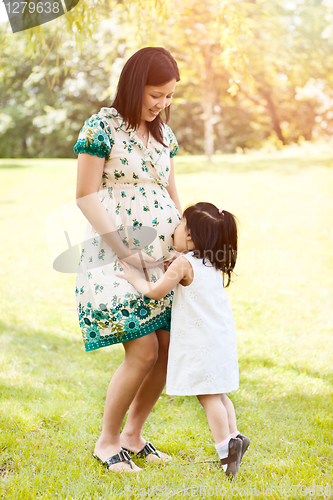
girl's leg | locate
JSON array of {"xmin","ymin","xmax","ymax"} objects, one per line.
[
  {"xmin": 221, "ymin": 394, "xmax": 250, "ymax": 460},
  {"xmin": 94, "ymin": 331, "xmax": 159, "ymax": 471},
  {"xmin": 198, "ymin": 394, "xmax": 242, "ymax": 477},
  {"xmin": 197, "ymin": 394, "xmax": 229, "ymax": 443},
  {"xmin": 120, "ymin": 329, "xmax": 170, "ymax": 461},
  {"xmin": 221, "ymin": 394, "xmax": 237, "ymax": 434}
]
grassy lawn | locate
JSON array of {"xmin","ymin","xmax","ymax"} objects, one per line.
[{"xmin": 0, "ymin": 153, "xmax": 332, "ymax": 499}]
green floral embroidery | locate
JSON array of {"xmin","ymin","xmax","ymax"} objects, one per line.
[
  {"xmin": 114, "ymin": 170, "xmax": 125, "ymax": 180},
  {"xmin": 120, "ymin": 158, "xmax": 128, "ymax": 165},
  {"xmin": 141, "ymin": 159, "xmax": 148, "ymax": 172},
  {"xmin": 152, "ymin": 218, "xmax": 159, "ymax": 227},
  {"xmin": 136, "ymin": 302, "xmax": 151, "ymax": 319},
  {"xmin": 144, "ymin": 244, "xmax": 154, "ymax": 255},
  {"xmin": 73, "ymin": 115, "xmax": 115, "ymax": 160},
  {"xmin": 124, "ymin": 314, "xmax": 140, "ymax": 334},
  {"xmin": 98, "ymin": 249, "xmax": 105, "ymax": 260},
  {"xmin": 132, "ymin": 219, "xmax": 142, "ymax": 228},
  {"xmin": 86, "ymin": 324, "xmax": 100, "ymax": 343},
  {"xmin": 102, "ymin": 172, "xmax": 108, "ymax": 188},
  {"xmin": 78, "ymin": 292, "xmax": 173, "ymax": 351}
]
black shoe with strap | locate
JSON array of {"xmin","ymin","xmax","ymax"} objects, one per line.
[
  {"xmin": 93, "ymin": 449, "xmax": 135, "ymax": 470},
  {"xmin": 237, "ymin": 433, "xmax": 250, "ymax": 462},
  {"xmin": 122, "ymin": 441, "xmax": 161, "ymax": 459},
  {"xmin": 220, "ymin": 437, "xmax": 242, "ymax": 479}
]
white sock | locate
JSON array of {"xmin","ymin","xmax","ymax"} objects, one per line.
[
  {"xmin": 215, "ymin": 437, "xmax": 230, "ymax": 472},
  {"xmin": 229, "ymin": 430, "xmax": 239, "ymax": 439}
]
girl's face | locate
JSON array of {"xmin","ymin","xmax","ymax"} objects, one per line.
[
  {"xmin": 173, "ymin": 217, "xmax": 194, "ymax": 252},
  {"xmin": 140, "ymin": 79, "xmax": 177, "ymax": 124}
]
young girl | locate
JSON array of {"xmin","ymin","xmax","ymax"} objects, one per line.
[{"xmin": 117, "ymin": 202, "xmax": 250, "ymax": 478}]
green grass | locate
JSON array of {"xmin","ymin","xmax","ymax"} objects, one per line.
[{"xmin": 0, "ymin": 154, "xmax": 332, "ymax": 499}]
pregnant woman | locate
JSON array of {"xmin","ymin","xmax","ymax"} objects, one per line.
[{"xmin": 73, "ymin": 47, "xmax": 182, "ymax": 472}]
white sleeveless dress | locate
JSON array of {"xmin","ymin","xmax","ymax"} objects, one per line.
[{"xmin": 166, "ymin": 252, "xmax": 239, "ymax": 396}]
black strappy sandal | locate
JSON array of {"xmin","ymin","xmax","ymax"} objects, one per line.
[
  {"xmin": 122, "ymin": 441, "xmax": 165, "ymax": 460},
  {"xmin": 93, "ymin": 449, "xmax": 136, "ymax": 471}
]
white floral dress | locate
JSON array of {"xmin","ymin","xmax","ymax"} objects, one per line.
[{"xmin": 73, "ymin": 107, "xmax": 181, "ymax": 351}]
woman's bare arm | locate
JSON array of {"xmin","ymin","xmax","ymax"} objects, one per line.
[
  {"xmin": 76, "ymin": 153, "xmax": 155, "ymax": 266},
  {"xmin": 166, "ymin": 158, "xmax": 182, "ymax": 215}
]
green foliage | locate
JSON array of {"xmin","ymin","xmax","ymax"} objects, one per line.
[{"xmin": 2, "ymin": 0, "xmax": 333, "ymax": 157}]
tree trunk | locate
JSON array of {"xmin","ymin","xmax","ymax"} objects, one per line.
[
  {"xmin": 260, "ymin": 88, "xmax": 287, "ymax": 145},
  {"xmin": 203, "ymin": 97, "xmax": 214, "ymax": 163}
]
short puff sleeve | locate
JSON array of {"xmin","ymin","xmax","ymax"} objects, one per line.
[
  {"xmin": 165, "ymin": 124, "xmax": 179, "ymax": 158},
  {"xmin": 73, "ymin": 114, "xmax": 114, "ymax": 160}
]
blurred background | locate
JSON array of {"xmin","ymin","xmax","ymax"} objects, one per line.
[{"xmin": 1, "ymin": 0, "xmax": 333, "ymax": 160}]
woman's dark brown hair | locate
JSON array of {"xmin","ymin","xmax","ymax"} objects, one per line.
[
  {"xmin": 183, "ymin": 202, "xmax": 238, "ymax": 287},
  {"xmin": 112, "ymin": 47, "xmax": 180, "ymax": 147}
]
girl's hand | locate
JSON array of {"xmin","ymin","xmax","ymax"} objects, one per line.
[{"xmin": 116, "ymin": 261, "xmax": 144, "ymax": 285}]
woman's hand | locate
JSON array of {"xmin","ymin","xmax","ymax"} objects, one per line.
[
  {"xmin": 120, "ymin": 250, "xmax": 162, "ymax": 270},
  {"xmin": 116, "ymin": 261, "xmax": 145, "ymax": 286}
]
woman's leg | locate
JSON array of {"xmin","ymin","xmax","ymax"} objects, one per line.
[
  {"xmin": 221, "ymin": 394, "xmax": 238, "ymax": 434},
  {"xmin": 94, "ymin": 331, "xmax": 159, "ymax": 471},
  {"xmin": 120, "ymin": 329, "xmax": 170, "ymax": 459},
  {"xmin": 197, "ymin": 394, "xmax": 229, "ymax": 444}
]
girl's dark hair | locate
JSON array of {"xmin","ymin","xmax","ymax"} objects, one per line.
[
  {"xmin": 183, "ymin": 202, "xmax": 238, "ymax": 287},
  {"xmin": 111, "ymin": 47, "xmax": 180, "ymax": 147}
]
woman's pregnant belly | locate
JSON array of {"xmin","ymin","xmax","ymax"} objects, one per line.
[{"xmin": 101, "ymin": 182, "xmax": 181, "ymax": 262}]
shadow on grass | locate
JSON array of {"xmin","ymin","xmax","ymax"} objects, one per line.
[
  {"xmin": 0, "ymin": 163, "xmax": 31, "ymax": 169},
  {"xmin": 0, "ymin": 319, "xmax": 123, "ymax": 396},
  {"xmin": 240, "ymin": 355, "xmax": 333, "ymax": 388}
]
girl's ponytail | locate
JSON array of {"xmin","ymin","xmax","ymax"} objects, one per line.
[
  {"xmin": 215, "ymin": 209, "xmax": 238, "ymax": 286},
  {"xmin": 183, "ymin": 203, "xmax": 238, "ymax": 287}
]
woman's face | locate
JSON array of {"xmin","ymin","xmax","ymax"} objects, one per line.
[{"xmin": 140, "ymin": 79, "xmax": 177, "ymax": 124}]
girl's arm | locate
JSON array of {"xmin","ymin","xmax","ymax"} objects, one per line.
[
  {"xmin": 166, "ymin": 158, "xmax": 182, "ymax": 215},
  {"xmin": 76, "ymin": 153, "xmax": 156, "ymax": 268},
  {"xmin": 117, "ymin": 256, "xmax": 192, "ymax": 300}
]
